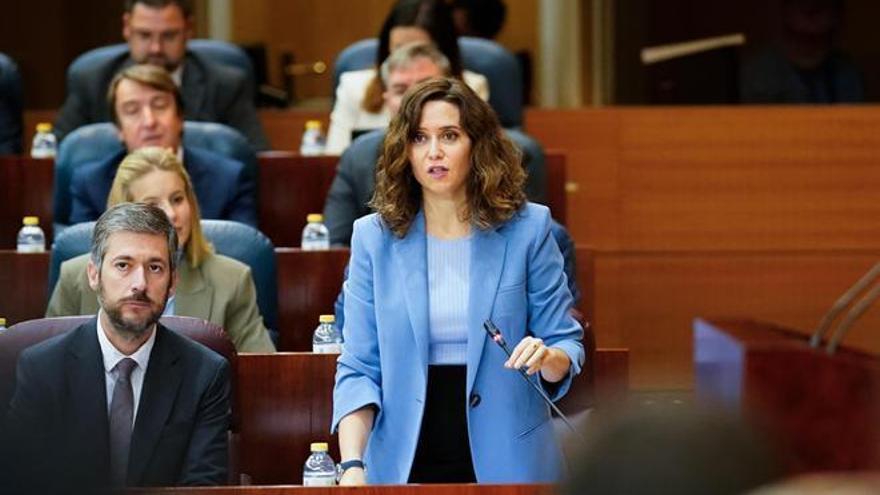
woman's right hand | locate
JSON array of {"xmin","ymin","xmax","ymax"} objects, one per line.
[{"xmin": 338, "ymin": 466, "xmax": 366, "ymax": 486}]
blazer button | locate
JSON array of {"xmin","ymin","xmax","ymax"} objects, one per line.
[{"xmin": 469, "ymin": 393, "xmax": 481, "ymax": 408}]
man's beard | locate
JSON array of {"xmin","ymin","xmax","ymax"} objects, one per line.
[{"xmin": 98, "ymin": 283, "xmax": 170, "ymax": 339}]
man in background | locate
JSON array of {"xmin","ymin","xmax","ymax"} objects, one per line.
[
  {"xmin": 68, "ymin": 64, "xmax": 257, "ymax": 226},
  {"xmin": 55, "ymin": 0, "xmax": 269, "ymax": 150}
]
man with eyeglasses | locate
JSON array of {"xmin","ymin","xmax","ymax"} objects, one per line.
[
  {"xmin": 68, "ymin": 64, "xmax": 257, "ymax": 227},
  {"xmin": 54, "ymin": 0, "xmax": 269, "ymax": 150}
]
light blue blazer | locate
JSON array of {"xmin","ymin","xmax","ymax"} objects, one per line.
[{"xmin": 332, "ymin": 203, "xmax": 585, "ymax": 484}]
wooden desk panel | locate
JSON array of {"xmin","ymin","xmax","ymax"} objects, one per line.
[
  {"xmin": 136, "ymin": 483, "xmax": 554, "ymax": 494},
  {"xmin": 0, "ymin": 251, "xmax": 50, "ymax": 325},
  {"xmin": 275, "ymin": 248, "xmax": 350, "ymax": 352},
  {"xmin": 258, "ymin": 154, "xmax": 338, "ymax": 249},
  {"xmin": 0, "ymin": 157, "xmax": 54, "ymax": 249},
  {"xmin": 592, "ymin": 249, "xmax": 880, "ymax": 389},
  {"xmin": 259, "ymin": 109, "xmax": 329, "ymax": 153},
  {"xmin": 526, "ymin": 106, "xmax": 880, "ymax": 251},
  {"xmin": 237, "ymin": 353, "xmax": 338, "ymax": 485}
]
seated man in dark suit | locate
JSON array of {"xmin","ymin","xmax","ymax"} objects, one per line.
[
  {"xmin": 54, "ymin": 0, "xmax": 269, "ymax": 150},
  {"xmin": 2, "ymin": 202, "xmax": 230, "ymax": 492},
  {"xmin": 69, "ymin": 63, "xmax": 257, "ymax": 227}
]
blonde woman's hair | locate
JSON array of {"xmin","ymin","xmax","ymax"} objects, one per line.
[{"xmin": 107, "ymin": 147, "xmax": 213, "ymax": 267}]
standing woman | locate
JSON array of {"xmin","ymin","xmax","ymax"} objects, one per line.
[
  {"xmin": 47, "ymin": 147, "xmax": 276, "ymax": 353},
  {"xmin": 333, "ymin": 78, "xmax": 584, "ymax": 484},
  {"xmin": 325, "ymin": 0, "xmax": 489, "ymax": 154}
]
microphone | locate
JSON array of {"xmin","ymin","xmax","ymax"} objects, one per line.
[
  {"xmin": 809, "ymin": 261, "xmax": 880, "ymax": 348},
  {"xmin": 825, "ymin": 282, "xmax": 880, "ymax": 355},
  {"xmin": 482, "ymin": 320, "xmax": 578, "ymax": 435}
]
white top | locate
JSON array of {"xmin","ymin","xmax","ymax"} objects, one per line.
[
  {"xmin": 97, "ymin": 311, "xmax": 157, "ymax": 426},
  {"xmin": 325, "ymin": 68, "xmax": 490, "ymax": 155},
  {"xmin": 427, "ymin": 234, "xmax": 471, "ymax": 364}
]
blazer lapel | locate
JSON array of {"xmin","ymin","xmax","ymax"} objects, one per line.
[
  {"xmin": 127, "ymin": 325, "xmax": 183, "ymax": 485},
  {"xmin": 466, "ymin": 226, "xmax": 507, "ymax": 394},
  {"xmin": 173, "ymin": 260, "xmax": 213, "ymax": 321},
  {"xmin": 392, "ymin": 212, "xmax": 430, "ymax": 375},
  {"xmin": 66, "ymin": 320, "xmax": 111, "ymax": 473}
]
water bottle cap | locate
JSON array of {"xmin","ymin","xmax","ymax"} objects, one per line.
[
  {"xmin": 310, "ymin": 442, "xmax": 329, "ymax": 452},
  {"xmin": 319, "ymin": 314, "xmax": 335, "ymax": 323},
  {"xmin": 22, "ymin": 216, "xmax": 39, "ymax": 226},
  {"xmin": 36, "ymin": 122, "xmax": 53, "ymax": 133},
  {"xmin": 307, "ymin": 213, "xmax": 324, "ymax": 223},
  {"xmin": 0, "ymin": 317, "xmax": 6, "ymax": 326},
  {"xmin": 305, "ymin": 120, "xmax": 322, "ymax": 130}
]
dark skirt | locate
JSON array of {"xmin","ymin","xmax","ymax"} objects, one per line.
[{"xmin": 408, "ymin": 365, "xmax": 477, "ymax": 483}]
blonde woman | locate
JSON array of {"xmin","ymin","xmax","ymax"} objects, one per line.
[{"xmin": 47, "ymin": 147, "xmax": 275, "ymax": 352}]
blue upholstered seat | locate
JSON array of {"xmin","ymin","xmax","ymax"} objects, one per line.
[
  {"xmin": 53, "ymin": 121, "xmax": 257, "ymax": 228},
  {"xmin": 332, "ymin": 36, "xmax": 523, "ymax": 128},
  {"xmin": 47, "ymin": 219, "xmax": 279, "ymax": 342}
]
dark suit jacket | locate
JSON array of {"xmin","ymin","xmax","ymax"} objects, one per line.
[
  {"xmin": 2, "ymin": 320, "xmax": 230, "ymax": 493},
  {"xmin": 0, "ymin": 53, "xmax": 22, "ymax": 155},
  {"xmin": 54, "ymin": 50, "xmax": 269, "ymax": 150},
  {"xmin": 69, "ymin": 146, "xmax": 257, "ymax": 227}
]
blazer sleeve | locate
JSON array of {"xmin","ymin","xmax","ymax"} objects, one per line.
[
  {"xmin": 324, "ymin": 147, "xmax": 365, "ymax": 246},
  {"xmin": 331, "ymin": 218, "xmax": 383, "ymax": 432},
  {"xmin": 527, "ymin": 208, "xmax": 585, "ymax": 401},
  {"xmin": 325, "ymin": 72, "xmax": 365, "ymax": 155},
  {"xmin": 223, "ymin": 265, "xmax": 275, "ymax": 352},
  {"xmin": 45, "ymin": 259, "xmax": 88, "ymax": 317},
  {"xmin": 178, "ymin": 358, "xmax": 231, "ymax": 485}
]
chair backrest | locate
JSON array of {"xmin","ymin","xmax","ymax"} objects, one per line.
[
  {"xmin": 47, "ymin": 220, "xmax": 279, "ymax": 337},
  {"xmin": 67, "ymin": 40, "xmax": 254, "ymax": 92},
  {"xmin": 0, "ymin": 52, "xmax": 23, "ymax": 155},
  {"xmin": 0, "ymin": 315, "xmax": 239, "ymax": 430},
  {"xmin": 332, "ymin": 36, "xmax": 523, "ymax": 127},
  {"xmin": 53, "ymin": 121, "xmax": 257, "ymax": 227}
]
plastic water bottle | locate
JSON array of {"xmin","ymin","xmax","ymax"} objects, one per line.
[
  {"xmin": 31, "ymin": 123, "xmax": 57, "ymax": 159},
  {"xmin": 17, "ymin": 216, "xmax": 46, "ymax": 253},
  {"xmin": 302, "ymin": 442, "xmax": 337, "ymax": 486},
  {"xmin": 0, "ymin": 318, "xmax": 7, "ymax": 333},
  {"xmin": 301, "ymin": 213, "xmax": 330, "ymax": 251},
  {"xmin": 300, "ymin": 120, "xmax": 326, "ymax": 156},
  {"xmin": 312, "ymin": 314, "xmax": 343, "ymax": 354}
]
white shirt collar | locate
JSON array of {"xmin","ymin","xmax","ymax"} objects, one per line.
[
  {"xmin": 96, "ymin": 310, "xmax": 157, "ymax": 374},
  {"xmin": 171, "ymin": 64, "xmax": 184, "ymax": 87}
]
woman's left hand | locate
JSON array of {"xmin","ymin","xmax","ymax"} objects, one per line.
[{"xmin": 504, "ymin": 336, "xmax": 571, "ymax": 383}]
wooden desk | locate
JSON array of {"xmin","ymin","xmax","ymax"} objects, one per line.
[
  {"xmin": 0, "ymin": 250, "xmax": 50, "ymax": 325},
  {"xmin": 135, "ymin": 483, "xmax": 554, "ymax": 494},
  {"xmin": 0, "ymin": 156, "xmax": 53, "ymax": 249}
]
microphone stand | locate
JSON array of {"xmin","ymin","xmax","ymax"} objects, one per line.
[
  {"xmin": 825, "ymin": 282, "xmax": 880, "ymax": 355},
  {"xmin": 809, "ymin": 261, "xmax": 880, "ymax": 348},
  {"xmin": 483, "ymin": 320, "xmax": 579, "ymax": 435}
]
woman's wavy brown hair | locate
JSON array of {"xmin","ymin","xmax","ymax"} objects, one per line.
[{"xmin": 370, "ymin": 77, "xmax": 526, "ymax": 237}]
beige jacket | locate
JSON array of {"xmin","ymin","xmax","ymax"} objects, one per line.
[{"xmin": 46, "ymin": 253, "xmax": 276, "ymax": 353}]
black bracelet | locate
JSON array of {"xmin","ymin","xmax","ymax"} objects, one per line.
[{"xmin": 339, "ymin": 459, "xmax": 365, "ymax": 473}]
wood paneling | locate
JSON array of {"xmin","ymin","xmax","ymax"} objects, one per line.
[
  {"xmin": 0, "ymin": 251, "xmax": 50, "ymax": 325},
  {"xmin": 275, "ymin": 249, "xmax": 350, "ymax": 352},
  {"xmin": 134, "ymin": 483, "xmax": 555, "ymax": 494},
  {"xmin": 593, "ymin": 250, "xmax": 880, "ymax": 389},
  {"xmin": 0, "ymin": 157, "xmax": 54, "ymax": 250},
  {"xmin": 527, "ymin": 106, "xmax": 880, "ymax": 250}
]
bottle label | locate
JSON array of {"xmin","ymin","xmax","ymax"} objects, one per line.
[
  {"xmin": 313, "ymin": 343, "xmax": 342, "ymax": 354},
  {"xmin": 303, "ymin": 472, "xmax": 336, "ymax": 486},
  {"xmin": 17, "ymin": 244, "xmax": 45, "ymax": 253}
]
